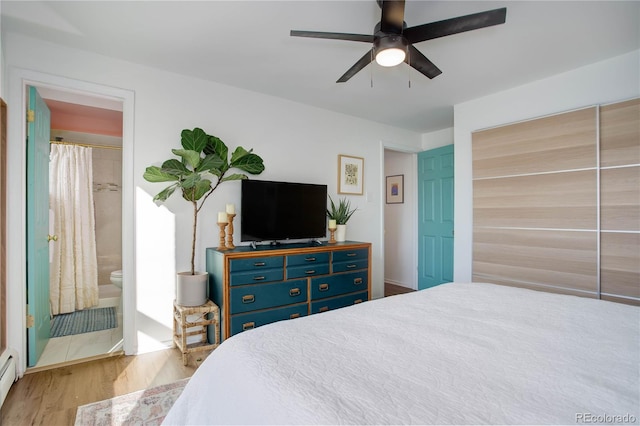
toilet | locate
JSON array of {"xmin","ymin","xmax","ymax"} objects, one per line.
[{"xmin": 110, "ymin": 270, "xmax": 123, "ymax": 289}]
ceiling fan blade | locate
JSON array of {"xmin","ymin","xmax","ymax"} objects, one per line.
[
  {"xmin": 403, "ymin": 7, "xmax": 507, "ymax": 44},
  {"xmin": 406, "ymin": 45, "xmax": 442, "ymax": 79},
  {"xmin": 379, "ymin": 0, "xmax": 405, "ymax": 34},
  {"xmin": 337, "ymin": 49, "xmax": 374, "ymax": 83},
  {"xmin": 290, "ymin": 30, "xmax": 374, "ymax": 43}
]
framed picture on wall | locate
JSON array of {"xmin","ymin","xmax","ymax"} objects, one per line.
[
  {"xmin": 338, "ymin": 154, "xmax": 364, "ymax": 195},
  {"xmin": 386, "ymin": 174, "xmax": 404, "ymax": 204}
]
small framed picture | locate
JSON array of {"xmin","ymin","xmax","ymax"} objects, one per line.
[
  {"xmin": 386, "ymin": 175, "xmax": 404, "ymax": 204},
  {"xmin": 338, "ymin": 154, "xmax": 364, "ymax": 195}
]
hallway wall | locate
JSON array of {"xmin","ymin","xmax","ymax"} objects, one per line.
[{"xmin": 383, "ymin": 150, "xmax": 415, "ymax": 289}]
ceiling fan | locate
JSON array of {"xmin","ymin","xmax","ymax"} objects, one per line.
[{"xmin": 290, "ymin": 0, "xmax": 507, "ymax": 83}]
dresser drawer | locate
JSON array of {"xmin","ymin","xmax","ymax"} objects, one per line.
[
  {"xmin": 230, "ymin": 279, "xmax": 308, "ymax": 314},
  {"xmin": 287, "ymin": 263, "xmax": 330, "ymax": 279},
  {"xmin": 310, "ymin": 291, "xmax": 367, "ymax": 314},
  {"xmin": 229, "ymin": 256, "xmax": 284, "ymax": 273},
  {"xmin": 310, "ymin": 271, "xmax": 368, "ymax": 300},
  {"xmin": 287, "ymin": 252, "xmax": 330, "ymax": 267},
  {"xmin": 332, "ymin": 248, "xmax": 368, "ymax": 263},
  {"xmin": 332, "ymin": 259, "xmax": 368, "ymax": 273},
  {"xmin": 229, "ymin": 268, "xmax": 284, "ymax": 286},
  {"xmin": 230, "ymin": 304, "xmax": 308, "ymax": 336}
]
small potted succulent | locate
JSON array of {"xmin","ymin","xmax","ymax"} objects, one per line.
[{"xmin": 326, "ymin": 195, "xmax": 357, "ymax": 242}]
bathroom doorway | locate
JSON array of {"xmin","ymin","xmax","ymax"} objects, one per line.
[{"xmin": 30, "ymin": 86, "xmax": 125, "ymax": 369}]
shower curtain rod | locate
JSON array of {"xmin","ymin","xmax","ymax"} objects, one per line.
[{"xmin": 50, "ymin": 140, "xmax": 122, "ymax": 151}]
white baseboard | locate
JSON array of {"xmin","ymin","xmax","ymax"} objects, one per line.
[{"xmin": 0, "ymin": 352, "xmax": 16, "ymax": 408}]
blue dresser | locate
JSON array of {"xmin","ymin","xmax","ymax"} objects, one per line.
[{"xmin": 207, "ymin": 241, "xmax": 371, "ymax": 341}]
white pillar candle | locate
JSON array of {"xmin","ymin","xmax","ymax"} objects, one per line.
[
  {"xmin": 218, "ymin": 212, "xmax": 228, "ymax": 223},
  {"xmin": 328, "ymin": 219, "xmax": 336, "ymax": 229},
  {"xmin": 226, "ymin": 203, "xmax": 235, "ymax": 214}
]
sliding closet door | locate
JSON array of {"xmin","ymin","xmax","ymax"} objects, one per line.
[
  {"xmin": 600, "ymin": 98, "xmax": 640, "ymax": 304},
  {"xmin": 472, "ymin": 99, "xmax": 639, "ymax": 305},
  {"xmin": 472, "ymin": 107, "xmax": 599, "ymax": 296}
]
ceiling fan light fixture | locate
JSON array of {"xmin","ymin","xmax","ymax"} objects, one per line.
[
  {"xmin": 374, "ymin": 35, "xmax": 408, "ymax": 67},
  {"xmin": 376, "ymin": 48, "xmax": 406, "ymax": 67}
]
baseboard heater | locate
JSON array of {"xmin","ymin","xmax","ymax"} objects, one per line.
[{"xmin": 0, "ymin": 351, "xmax": 16, "ymax": 408}]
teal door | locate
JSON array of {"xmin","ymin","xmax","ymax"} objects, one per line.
[
  {"xmin": 418, "ymin": 145, "xmax": 454, "ymax": 289},
  {"xmin": 26, "ymin": 86, "xmax": 51, "ymax": 367}
]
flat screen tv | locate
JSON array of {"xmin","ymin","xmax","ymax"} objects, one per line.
[{"xmin": 241, "ymin": 179, "xmax": 327, "ymax": 243}]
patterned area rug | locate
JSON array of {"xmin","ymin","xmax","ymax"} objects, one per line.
[
  {"xmin": 51, "ymin": 307, "xmax": 117, "ymax": 338},
  {"xmin": 74, "ymin": 378, "xmax": 189, "ymax": 426}
]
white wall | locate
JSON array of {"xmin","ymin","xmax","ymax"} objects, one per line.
[
  {"xmin": 3, "ymin": 33, "xmax": 422, "ymax": 372},
  {"xmin": 383, "ymin": 150, "xmax": 416, "ymax": 289},
  {"xmin": 453, "ymin": 49, "xmax": 640, "ymax": 282},
  {"xmin": 422, "ymin": 127, "xmax": 453, "ymax": 151}
]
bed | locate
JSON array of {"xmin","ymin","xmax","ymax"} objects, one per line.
[{"xmin": 163, "ymin": 282, "xmax": 639, "ymax": 425}]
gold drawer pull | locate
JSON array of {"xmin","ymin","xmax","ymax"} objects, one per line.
[
  {"xmin": 319, "ymin": 283, "xmax": 329, "ymax": 291},
  {"xmin": 354, "ymin": 278, "xmax": 363, "ymax": 285},
  {"xmin": 290, "ymin": 313, "xmax": 301, "ymax": 319},
  {"xmin": 253, "ymin": 276, "xmax": 266, "ymax": 281},
  {"xmin": 243, "ymin": 322, "xmax": 255, "ymax": 330},
  {"xmin": 289, "ymin": 288, "xmax": 301, "ymax": 297},
  {"xmin": 346, "ymin": 264, "xmax": 357, "ymax": 269},
  {"xmin": 242, "ymin": 295, "xmax": 255, "ymax": 304},
  {"xmin": 305, "ymin": 270, "xmax": 316, "ymax": 275},
  {"xmin": 254, "ymin": 262, "xmax": 266, "ymax": 267},
  {"xmin": 319, "ymin": 306, "xmax": 329, "ymax": 313},
  {"xmin": 346, "ymin": 253, "xmax": 357, "ymax": 257},
  {"xmin": 354, "ymin": 299, "xmax": 363, "ymax": 304},
  {"xmin": 305, "ymin": 257, "xmax": 316, "ymax": 262}
]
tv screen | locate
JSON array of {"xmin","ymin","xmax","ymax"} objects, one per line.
[{"xmin": 241, "ymin": 180, "xmax": 327, "ymax": 242}]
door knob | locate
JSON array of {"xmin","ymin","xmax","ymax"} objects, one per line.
[{"xmin": 47, "ymin": 234, "xmax": 58, "ymax": 242}]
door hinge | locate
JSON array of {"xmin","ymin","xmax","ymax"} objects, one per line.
[
  {"xmin": 27, "ymin": 109, "xmax": 35, "ymax": 123},
  {"xmin": 26, "ymin": 313, "xmax": 35, "ymax": 328}
]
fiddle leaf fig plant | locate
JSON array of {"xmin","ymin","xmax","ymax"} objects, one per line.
[{"xmin": 143, "ymin": 127, "xmax": 265, "ymax": 275}]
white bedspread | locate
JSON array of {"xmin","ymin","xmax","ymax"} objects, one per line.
[{"xmin": 163, "ymin": 282, "xmax": 640, "ymax": 425}]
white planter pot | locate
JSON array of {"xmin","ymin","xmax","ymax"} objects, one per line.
[
  {"xmin": 335, "ymin": 224, "xmax": 347, "ymax": 242},
  {"xmin": 176, "ymin": 271, "xmax": 208, "ymax": 306}
]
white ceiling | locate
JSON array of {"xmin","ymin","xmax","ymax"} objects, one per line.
[{"xmin": 2, "ymin": 1, "xmax": 639, "ymax": 133}]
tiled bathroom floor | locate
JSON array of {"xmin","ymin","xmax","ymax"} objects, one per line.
[{"xmin": 33, "ymin": 285, "xmax": 123, "ymax": 369}]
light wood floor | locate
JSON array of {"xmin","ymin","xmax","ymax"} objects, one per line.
[
  {"xmin": 385, "ymin": 282, "xmax": 415, "ymax": 297},
  {"xmin": 0, "ymin": 348, "xmax": 207, "ymax": 425},
  {"xmin": 2, "ymin": 286, "xmax": 412, "ymax": 424}
]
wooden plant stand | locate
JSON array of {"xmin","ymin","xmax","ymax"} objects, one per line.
[{"xmin": 173, "ymin": 300, "xmax": 220, "ymax": 366}]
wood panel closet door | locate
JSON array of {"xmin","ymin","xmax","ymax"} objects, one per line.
[
  {"xmin": 472, "ymin": 107, "xmax": 599, "ymax": 296},
  {"xmin": 600, "ymin": 98, "xmax": 640, "ymax": 304},
  {"xmin": 472, "ymin": 99, "xmax": 639, "ymax": 305}
]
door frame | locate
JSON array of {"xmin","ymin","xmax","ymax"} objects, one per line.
[{"xmin": 6, "ymin": 68, "xmax": 136, "ymax": 375}]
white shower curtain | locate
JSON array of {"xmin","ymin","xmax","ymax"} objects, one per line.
[{"xmin": 49, "ymin": 144, "xmax": 99, "ymax": 315}]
